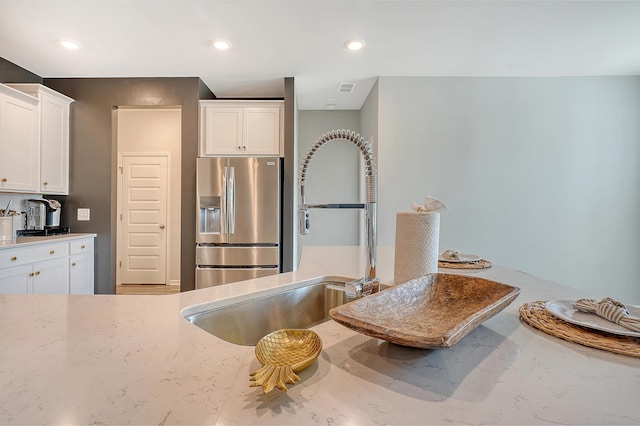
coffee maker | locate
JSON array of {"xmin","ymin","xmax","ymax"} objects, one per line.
[
  {"xmin": 25, "ymin": 199, "xmax": 46, "ymax": 230},
  {"xmin": 25, "ymin": 199, "xmax": 62, "ymax": 230},
  {"xmin": 44, "ymin": 199, "xmax": 62, "ymax": 228}
]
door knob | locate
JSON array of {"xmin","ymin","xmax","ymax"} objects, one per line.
[{"xmin": 159, "ymin": 224, "xmax": 165, "ymax": 229}]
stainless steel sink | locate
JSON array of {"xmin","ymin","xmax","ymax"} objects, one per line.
[{"xmin": 183, "ymin": 276, "xmax": 358, "ymax": 346}]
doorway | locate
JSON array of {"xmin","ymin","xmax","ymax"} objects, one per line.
[
  {"xmin": 118, "ymin": 153, "xmax": 168, "ymax": 284},
  {"xmin": 115, "ymin": 107, "xmax": 181, "ymax": 287}
]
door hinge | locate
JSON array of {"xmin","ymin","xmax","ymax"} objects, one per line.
[
  {"xmin": 119, "ymin": 261, "xmax": 122, "ymax": 268},
  {"xmin": 120, "ymin": 214, "xmax": 122, "ymax": 221},
  {"xmin": 119, "ymin": 166, "xmax": 123, "ymax": 174}
]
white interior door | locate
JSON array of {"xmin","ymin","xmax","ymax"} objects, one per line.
[{"xmin": 119, "ymin": 155, "xmax": 168, "ymax": 284}]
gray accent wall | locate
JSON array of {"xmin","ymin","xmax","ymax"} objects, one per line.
[
  {"xmin": 373, "ymin": 76, "xmax": 640, "ymax": 302},
  {"xmin": 42, "ymin": 77, "xmax": 210, "ymax": 294},
  {"xmin": 0, "ymin": 57, "xmax": 42, "ymax": 84}
]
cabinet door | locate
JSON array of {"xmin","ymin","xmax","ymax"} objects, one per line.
[
  {"xmin": 0, "ymin": 93, "xmax": 39, "ymax": 193},
  {"xmin": 70, "ymin": 253, "xmax": 94, "ymax": 294},
  {"xmin": 40, "ymin": 93, "xmax": 70, "ymax": 194},
  {"xmin": 0, "ymin": 264, "xmax": 31, "ymax": 294},
  {"xmin": 32, "ymin": 257, "xmax": 68, "ymax": 294},
  {"xmin": 243, "ymin": 108, "xmax": 280, "ymax": 155},
  {"xmin": 202, "ymin": 107, "xmax": 243, "ymax": 155}
]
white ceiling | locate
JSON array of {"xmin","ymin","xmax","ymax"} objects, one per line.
[{"xmin": 1, "ymin": 1, "xmax": 639, "ymax": 110}]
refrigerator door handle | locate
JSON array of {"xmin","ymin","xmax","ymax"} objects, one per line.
[
  {"xmin": 221, "ymin": 166, "xmax": 228, "ymax": 235},
  {"xmin": 228, "ymin": 166, "xmax": 236, "ymax": 234}
]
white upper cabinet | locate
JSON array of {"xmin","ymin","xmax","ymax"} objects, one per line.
[
  {"xmin": 7, "ymin": 84, "xmax": 74, "ymax": 195},
  {"xmin": 200, "ymin": 100, "xmax": 283, "ymax": 157},
  {"xmin": 0, "ymin": 84, "xmax": 40, "ymax": 193},
  {"xmin": 202, "ymin": 107, "xmax": 243, "ymax": 155}
]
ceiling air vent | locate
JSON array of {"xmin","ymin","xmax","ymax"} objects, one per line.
[{"xmin": 338, "ymin": 82, "xmax": 356, "ymax": 93}]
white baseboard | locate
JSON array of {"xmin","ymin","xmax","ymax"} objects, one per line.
[{"xmin": 169, "ymin": 280, "xmax": 180, "ymax": 286}]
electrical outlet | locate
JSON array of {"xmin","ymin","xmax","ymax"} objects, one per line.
[{"xmin": 77, "ymin": 208, "xmax": 90, "ymax": 221}]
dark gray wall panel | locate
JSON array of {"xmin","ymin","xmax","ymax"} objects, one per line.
[{"xmin": 42, "ymin": 77, "xmax": 201, "ymax": 294}]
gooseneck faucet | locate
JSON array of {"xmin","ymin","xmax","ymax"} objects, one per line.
[{"xmin": 298, "ymin": 129, "xmax": 379, "ymax": 295}]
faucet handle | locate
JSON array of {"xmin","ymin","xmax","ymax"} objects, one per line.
[
  {"xmin": 326, "ymin": 280, "xmax": 360, "ymax": 298},
  {"xmin": 298, "ymin": 208, "xmax": 310, "ymax": 235},
  {"xmin": 326, "ymin": 278, "xmax": 379, "ymax": 298}
]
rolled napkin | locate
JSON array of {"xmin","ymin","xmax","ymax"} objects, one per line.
[
  {"xmin": 411, "ymin": 196, "xmax": 448, "ymax": 213},
  {"xmin": 573, "ymin": 297, "xmax": 640, "ymax": 333}
]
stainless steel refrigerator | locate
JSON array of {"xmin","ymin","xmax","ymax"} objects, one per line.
[{"xmin": 196, "ymin": 157, "xmax": 280, "ymax": 289}]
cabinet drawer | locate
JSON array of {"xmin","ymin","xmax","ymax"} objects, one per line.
[
  {"xmin": 70, "ymin": 238, "xmax": 93, "ymax": 255},
  {"xmin": 0, "ymin": 242, "xmax": 68, "ymax": 269}
]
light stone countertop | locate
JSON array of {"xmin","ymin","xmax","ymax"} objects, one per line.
[
  {"xmin": 0, "ymin": 246, "xmax": 638, "ymax": 425},
  {"xmin": 0, "ymin": 233, "xmax": 97, "ymax": 249}
]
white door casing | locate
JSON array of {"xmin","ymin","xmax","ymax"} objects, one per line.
[{"xmin": 118, "ymin": 154, "xmax": 169, "ymax": 285}]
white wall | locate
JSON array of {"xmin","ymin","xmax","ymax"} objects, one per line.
[
  {"xmin": 297, "ymin": 110, "xmax": 362, "ymax": 247},
  {"xmin": 116, "ymin": 107, "xmax": 181, "ymax": 285},
  {"xmin": 374, "ymin": 76, "xmax": 640, "ymax": 302},
  {"xmin": 360, "ymin": 80, "xmax": 379, "ymax": 160}
]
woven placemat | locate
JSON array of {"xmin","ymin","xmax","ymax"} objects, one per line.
[
  {"xmin": 519, "ymin": 301, "xmax": 640, "ymax": 357},
  {"xmin": 438, "ymin": 259, "xmax": 492, "ymax": 269}
]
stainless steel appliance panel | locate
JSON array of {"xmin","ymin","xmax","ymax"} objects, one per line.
[
  {"xmin": 196, "ymin": 157, "xmax": 228, "ymax": 244},
  {"xmin": 195, "ymin": 266, "xmax": 278, "ymax": 289},
  {"xmin": 228, "ymin": 157, "xmax": 280, "ymax": 244},
  {"xmin": 197, "ymin": 157, "xmax": 280, "ymax": 244},
  {"xmin": 196, "ymin": 245, "xmax": 279, "ymax": 266}
]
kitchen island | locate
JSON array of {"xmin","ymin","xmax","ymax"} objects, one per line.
[{"xmin": 0, "ymin": 246, "xmax": 638, "ymax": 424}]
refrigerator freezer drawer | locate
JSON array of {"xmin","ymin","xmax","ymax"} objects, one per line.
[
  {"xmin": 195, "ymin": 266, "xmax": 278, "ymax": 289},
  {"xmin": 196, "ymin": 245, "xmax": 279, "ymax": 266}
]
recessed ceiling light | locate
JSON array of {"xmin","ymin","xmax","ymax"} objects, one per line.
[
  {"xmin": 212, "ymin": 39, "xmax": 232, "ymax": 50},
  {"xmin": 344, "ymin": 39, "xmax": 365, "ymax": 51},
  {"xmin": 60, "ymin": 39, "xmax": 80, "ymax": 50}
]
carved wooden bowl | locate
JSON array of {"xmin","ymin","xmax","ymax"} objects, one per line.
[{"xmin": 329, "ymin": 273, "xmax": 520, "ymax": 348}]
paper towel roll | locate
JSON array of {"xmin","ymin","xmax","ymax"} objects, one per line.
[{"xmin": 394, "ymin": 212, "xmax": 440, "ymax": 284}]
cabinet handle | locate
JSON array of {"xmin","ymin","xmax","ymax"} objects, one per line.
[
  {"xmin": 35, "ymin": 271, "xmax": 40, "ymax": 276},
  {"xmin": 159, "ymin": 224, "xmax": 165, "ymax": 230},
  {"xmin": 11, "ymin": 256, "xmax": 17, "ymax": 261},
  {"xmin": 237, "ymin": 146, "xmax": 242, "ymax": 151},
  {"xmin": 81, "ymin": 245, "xmax": 86, "ymax": 249},
  {"xmin": 43, "ymin": 182, "xmax": 48, "ymax": 186},
  {"xmin": 71, "ymin": 262, "xmax": 77, "ymax": 267},
  {"xmin": 29, "ymin": 272, "xmax": 34, "ymax": 277},
  {"xmin": 243, "ymin": 146, "xmax": 247, "ymax": 150},
  {"xmin": 50, "ymin": 250, "xmax": 55, "ymax": 255},
  {"xmin": 1, "ymin": 178, "xmax": 6, "ymax": 183}
]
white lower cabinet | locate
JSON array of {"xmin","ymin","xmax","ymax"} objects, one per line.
[
  {"xmin": 69, "ymin": 238, "xmax": 94, "ymax": 294},
  {"xmin": 0, "ymin": 264, "xmax": 32, "ymax": 294},
  {"xmin": 0, "ymin": 237, "xmax": 94, "ymax": 295},
  {"xmin": 32, "ymin": 257, "xmax": 68, "ymax": 294},
  {"xmin": 0, "ymin": 258, "xmax": 68, "ymax": 294}
]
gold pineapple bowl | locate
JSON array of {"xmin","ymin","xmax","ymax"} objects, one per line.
[{"xmin": 249, "ymin": 329, "xmax": 322, "ymax": 394}]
